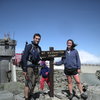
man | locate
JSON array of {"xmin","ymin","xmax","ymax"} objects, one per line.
[{"xmin": 22, "ymin": 33, "xmax": 41, "ymax": 100}]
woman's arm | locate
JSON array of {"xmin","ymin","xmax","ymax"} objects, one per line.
[
  {"xmin": 54, "ymin": 57, "xmax": 64, "ymax": 66},
  {"xmin": 76, "ymin": 50, "xmax": 81, "ymax": 69}
]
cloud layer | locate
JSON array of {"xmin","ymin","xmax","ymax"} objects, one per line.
[{"xmin": 79, "ymin": 50, "xmax": 100, "ymax": 64}]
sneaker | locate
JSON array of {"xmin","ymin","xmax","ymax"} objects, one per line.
[
  {"xmin": 68, "ymin": 93, "xmax": 73, "ymax": 100},
  {"xmin": 81, "ymin": 93, "xmax": 88, "ymax": 99}
]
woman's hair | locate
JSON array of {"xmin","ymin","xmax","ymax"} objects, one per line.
[{"xmin": 67, "ymin": 39, "xmax": 77, "ymax": 50}]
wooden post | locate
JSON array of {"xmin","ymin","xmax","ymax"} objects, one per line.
[
  {"xmin": 49, "ymin": 47, "xmax": 54, "ymax": 97},
  {"xmin": 40, "ymin": 48, "xmax": 65, "ymax": 97}
]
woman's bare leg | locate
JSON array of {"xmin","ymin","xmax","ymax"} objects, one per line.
[
  {"xmin": 73, "ymin": 74, "xmax": 83, "ymax": 94},
  {"xmin": 67, "ymin": 76, "xmax": 73, "ymax": 94}
]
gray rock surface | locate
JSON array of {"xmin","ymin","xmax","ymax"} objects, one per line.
[
  {"xmin": 4, "ymin": 82, "xmax": 24, "ymax": 95},
  {"xmin": 0, "ymin": 90, "xmax": 14, "ymax": 100},
  {"xmin": 0, "ymin": 70, "xmax": 100, "ymax": 100},
  {"xmin": 80, "ymin": 73, "xmax": 100, "ymax": 86}
]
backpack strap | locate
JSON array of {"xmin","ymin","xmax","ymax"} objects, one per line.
[{"xmin": 30, "ymin": 43, "xmax": 41, "ymax": 54}]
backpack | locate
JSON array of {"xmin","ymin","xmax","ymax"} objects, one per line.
[
  {"xmin": 28, "ymin": 43, "xmax": 41, "ymax": 63},
  {"xmin": 20, "ymin": 42, "xmax": 41, "ymax": 68},
  {"xmin": 19, "ymin": 42, "xmax": 28, "ymax": 68}
]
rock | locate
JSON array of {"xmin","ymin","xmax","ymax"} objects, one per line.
[
  {"xmin": 4, "ymin": 82, "xmax": 24, "ymax": 95},
  {"xmin": 80, "ymin": 73, "xmax": 100, "ymax": 86},
  {"xmin": 14, "ymin": 93, "xmax": 24, "ymax": 100},
  {"xmin": 1, "ymin": 69, "xmax": 100, "ymax": 100},
  {"xmin": 0, "ymin": 83, "xmax": 4, "ymax": 91},
  {"xmin": 95, "ymin": 70, "xmax": 100, "ymax": 80},
  {"xmin": 0, "ymin": 91, "xmax": 14, "ymax": 100}
]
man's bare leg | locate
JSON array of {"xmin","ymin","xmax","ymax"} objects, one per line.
[{"xmin": 24, "ymin": 86, "xmax": 29, "ymax": 99}]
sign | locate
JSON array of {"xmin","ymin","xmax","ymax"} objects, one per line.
[
  {"xmin": 41, "ymin": 50, "xmax": 65, "ymax": 58},
  {"xmin": 41, "ymin": 47, "xmax": 65, "ymax": 97}
]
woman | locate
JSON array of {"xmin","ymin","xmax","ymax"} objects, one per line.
[{"xmin": 55, "ymin": 39, "xmax": 87, "ymax": 100}]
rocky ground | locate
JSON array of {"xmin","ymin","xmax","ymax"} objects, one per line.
[{"xmin": 0, "ymin": 69, "xmax": 100, "ymax": 100}]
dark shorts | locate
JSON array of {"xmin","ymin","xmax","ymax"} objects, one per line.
[{"xmin": 64, "ymin": 68, "xmax": 78, "ymax": 76}]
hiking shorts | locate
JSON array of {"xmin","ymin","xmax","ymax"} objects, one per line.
[
  {"xmin": 64, "ymin": 68, "xmax": 78, "ymax": 76},
  {"xmin": 25, "ymin": 67, "xmax": 39, "ymax": 87}
]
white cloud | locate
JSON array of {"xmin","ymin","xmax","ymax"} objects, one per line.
[{"xmin": 79, "ymin": 50, "xmax": 100, "ymax": 64}]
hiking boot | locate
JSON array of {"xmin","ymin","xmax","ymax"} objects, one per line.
[
  {"xmin": 25, "ymin": 98, "xmax": 28, "ymax": 100},
  {"xmin": 83, "ymin": 85, "xmax": 88, "ymax": 92},
  {"xmin": 68, "ymin": 93, "xmax": 73, "ymax": 100},
  {"xmin": 81, "ymin": 93, "xmax": 88, "ymax": 99}
]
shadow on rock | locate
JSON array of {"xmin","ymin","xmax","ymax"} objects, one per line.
[
  {"xmin": 62, "ymin": 89, "xmax": 80, "ymax": 100},
  {"xmin": 29, "ymin": 92, "xmax": 41, "ymax": 100}
]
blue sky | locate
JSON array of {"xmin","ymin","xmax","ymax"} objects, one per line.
[{"xmin": 0, "ymin": 0, "xmax": 100, "ymax": 58}]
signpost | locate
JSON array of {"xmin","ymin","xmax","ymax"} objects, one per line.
[
  {"xmin": 41, "ymin": 47, "xmax": 65, "ymax": 97},
  {"xmin": 14, "ymin": 47, "xmax": 65, "ymax": 97}
]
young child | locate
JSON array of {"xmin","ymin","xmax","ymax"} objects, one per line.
[{"xmin": 39, "ymin": 61, "xmax": 50, "ymax": 91}]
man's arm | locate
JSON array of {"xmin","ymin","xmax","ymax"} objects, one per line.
[{"xmin": 22, "ymin": 44, "xmax": 32, "ymax": 72}]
